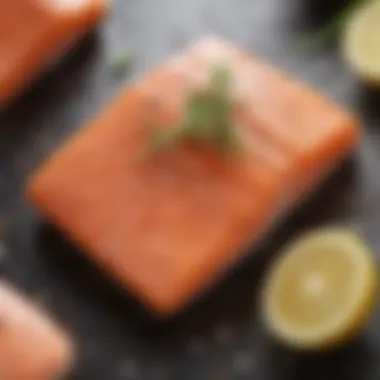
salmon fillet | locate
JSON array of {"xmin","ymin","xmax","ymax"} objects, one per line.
[
  {"xmin": 0, "ymin": 282, "xmax": 74, "ymax": 380},
  {"xmin": 0, "ymin": 0, "xmax": 108, "ymax": 106},
  {"xmin": 27, "ymin": 37, "xmax": 360, "ymax": 316}
]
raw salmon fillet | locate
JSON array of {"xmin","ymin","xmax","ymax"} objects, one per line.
[
  {"xmin": 0, "ymin": 0, "xmax": 108, "ymax": 106},
  {"xmin": 0, "ymin": 282, "xmax": 74, "ymax": 380},
  {"xmin": 27, "ymin": 37, "xmax": 360, "ymax": 316}
]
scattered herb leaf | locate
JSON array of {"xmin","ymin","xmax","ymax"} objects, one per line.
[
  {"xmin": 111, "ymin": 52, "xmax": 135, "ymax": 77},
  {"xmin": 147, "ymin": 63, "xmax": 241, "ymax": 157}
]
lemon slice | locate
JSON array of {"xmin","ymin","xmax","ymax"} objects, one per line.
[
  {"xmin": 261, "ymin": 227, "xmax": 377, "ymax": 351},
  {"xmin": 343, "ymin": 0, "xmax": 380, "ymax": 84}
]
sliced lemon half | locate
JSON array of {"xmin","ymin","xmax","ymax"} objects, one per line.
[
  {"xmin": 262, "ymin": 227, "xmax": 378, "ymax": 351},
  {"xmin": 343, "ymin": 0, "xmax": 380, "ymax": 84}
]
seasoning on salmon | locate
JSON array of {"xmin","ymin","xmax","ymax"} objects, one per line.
[
  {"xmin": 27, "ymin": 36, "xmax": 360, "ymax": 316},
  {"xmin": 0, "ymin": 282, "xmax": 74, "ymax": 379},
  {"xmin": 0, "ymin": 0, "xmax": 109, "ymax": 106}
]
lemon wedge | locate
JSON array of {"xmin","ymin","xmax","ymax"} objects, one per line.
[
  {"xmin": 343, "ymin": 0, "xmax": 380, "ymax": 83},
  {"xmin": 261, "ymin": 227, "xmax": 377, "ymax": 351}
]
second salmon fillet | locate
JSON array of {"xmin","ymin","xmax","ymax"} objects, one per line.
[
  {"xmin": 0, "ymin": 0, "xmax": 108, "ymax": 106},
  {"xmin": 27, "ymin": 37, "xmax": 360, "ymax": 316},
  {"xmin": 0, "ymin": 282, "xmax": 74, "ymax": 380}
]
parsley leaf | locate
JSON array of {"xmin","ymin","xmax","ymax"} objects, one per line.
[{"xmin": 147, "ymin": 63, "xmax": 240, "ymax": 157}]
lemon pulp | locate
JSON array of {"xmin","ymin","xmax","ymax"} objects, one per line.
[
  {"xmin": 262, "ymin": 227, "xmax": 377, "ymax": 350},
  {"xmin": 343, "ymin": 0, "xmax": 380, "ymax": 83}
]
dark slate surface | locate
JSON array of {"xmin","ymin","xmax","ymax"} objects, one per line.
[{"xmin": 1, "ymin": 0, "xmax": 380, "ymax": 379}]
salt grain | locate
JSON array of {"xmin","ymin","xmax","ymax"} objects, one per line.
[
  {"xmin": 119, "ymin": 359, "xmax": 140, "ymax": 379},
  {"xmin": 187, "ymin": 336, "xmax": 206, "ymax": 355},
  {"xmin": 0, "ymin": 218, "xmax": 7, "ymax": 236},
  {"xmin": 86, "ymin": 342, "xmax": 101, "ymax": 358},
  {"xmin": 150, "ymin": 366, "xmax": 168, "ymax": 380},
  {"xmin": 214, "ymin": 325, "xmax": 234, "ymax": 345},
  {"xmin": 233, "ymin": 351, "xmax": 254, "ymax": 374},
  {"xmin": 0, "ymin": 242, "xmax": 8, "ymax": 265}
]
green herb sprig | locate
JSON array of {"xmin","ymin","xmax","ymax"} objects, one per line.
[
  {"xmin": 111, "ymin": 51, "xmax": 136, "ymax": 77},
  {"xmin": 147, "ymin": 64, "xmax": 241, "ymax": 157}
]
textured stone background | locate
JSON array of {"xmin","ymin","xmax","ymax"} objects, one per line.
[{"xmin": 0, "ymin": 0, "xmax": 380, "ymax": 379}]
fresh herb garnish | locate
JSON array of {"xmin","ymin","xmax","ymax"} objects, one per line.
[
  {"xmin": 147, "ymin": 64, "xmax": 241, "ymax": 156},
  {"xmin": 111, "ymin": 52, "xmax": 135, "ymax": 77}
]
